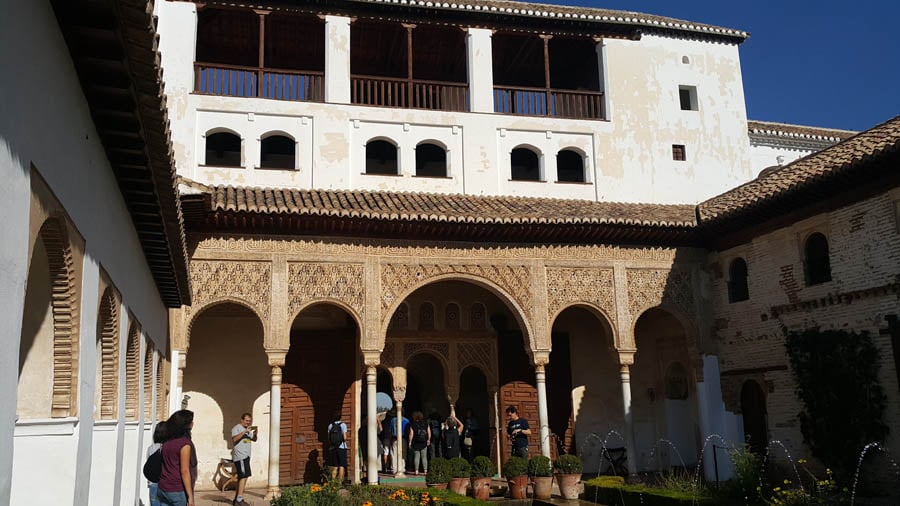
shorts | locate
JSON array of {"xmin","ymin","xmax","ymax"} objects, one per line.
[
  {"xmin": 512, "ymin": 446, "xmax": 529, "ymax": 459},
  {"xmin": 329, "ymin": 447, "xmax": 348, "ymax": 468},
  {"xmin": 381, "ymin": 439, "xmax": 392, "ymax": 455},
  {"xmin": 234, "ymin": 457, "xmax": 252, "ymax": 479}
]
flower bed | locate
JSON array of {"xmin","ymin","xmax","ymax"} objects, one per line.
[{"xmin": 270, "ymin": 483, "xmax": 491, "ymax": 506}]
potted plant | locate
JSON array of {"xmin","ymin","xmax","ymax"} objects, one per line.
[
  {"xmin": 426, "ymin": 457, "xmax": 450, "ymax": 489},
  {"xmin": 470, "ymin": 456, "xmax": 495, "ymax": 500},
  {"xmin": 502, "ymin": 456, "xmax": 529, "ymax": 499},
  {"xmin": 447, "ymin": 457, "xmax": 471, "ymax": 496},
  {"xmin": 553, "ymin": 454, "xmax": 583, "ymax": 500},
  {"xmin": 528, "ymin": 455, "xmax": 553, "ymax": 499}
]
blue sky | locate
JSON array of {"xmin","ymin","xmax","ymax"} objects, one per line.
[{"xmin": 537, "ymin": 0, "xmax": 899, "ymax": 131}]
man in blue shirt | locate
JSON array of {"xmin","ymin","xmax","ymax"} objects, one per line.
[{"xmin": 505, "ymin": 405, "xmax": 531, "ymax": 458}]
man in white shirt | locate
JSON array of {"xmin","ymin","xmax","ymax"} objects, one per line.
[
  {"xmin": 327, "ymin": 410, "xmax": 349, "ymax": 484},
  {"xmin": 231, "ymin": 412, "xmax": 257, "ymax": 506}
]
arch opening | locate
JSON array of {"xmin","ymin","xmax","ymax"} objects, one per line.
[
  {"xmin": 556, "ymin": 149, "xmax": 585, "ymax": 183},
  {"xmin": 728, "ymin": 258, "xmax": 749, "ymax": 303},
  {"xmin": 261, "ymin": 134, "xmax": 296, "ymax": 169},
  {"xmin": 511, "ymin": 147, "xmax": 540, "ymax": 181},
  {"xmin": 205, "ymin": 131, "xmax": 242, "ymax": 167},
  {"xmin": 804, "ymin": 232, "xmax": 832, "ymax": 285},
  {"xmin": 741, "ymin": 380, "xmax": 768, "ymax": 454},
  {"xmin": 365, "ymin": 139, "xmax": 398, "ymax": 175},
  {"xmin": 416, "ymin": 142, "xmax": 447, "ymax": 178}
]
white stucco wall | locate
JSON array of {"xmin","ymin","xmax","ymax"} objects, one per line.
[
  {"xmin": 749, "ymin": 143, "xmax": 817, "ymax": 177},
  {"xmin": 157, "ymin": 8, "xmax": 753, "ymax": 205},
  {"xmin": 0, "ymin": 2, "xmax": 173, "ymax": 504}
]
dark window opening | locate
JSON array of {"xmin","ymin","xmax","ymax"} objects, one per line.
[
  {"xmin": 365, "ymin": 140, "xmax": 399, "ymax": 175},
  {"xmin": 804, "ymin": 233, "xmax": 832, "ymax": 285},
  {"xmin": 673, "ymin": 144, "xmax": 686, "ymax": 161},
  {"xmin": 679, "ymin": 85, "xmax": 697, "ymax": 111},
  {"xmin": 557, "ymin": 149, "xmax": 585, "ymax": 183},
  {"xmin": 511, "ymin": 148, "xmax": 540, "ymax": 181},
  {"xmin": 741, "ymin": 380, "xmax": 768, "ymax": 454},
  {"xmin": 727, "ymin": 258, "xmax": 749, "ymax": 303},
  {"xmin": 415, "ymin": 143, "xmax": 447, "ymax": 177},
  {"xmin": 197, "ymin": 9, "xmax": 259, "ymax": 67},
  {"xmin": 260, "ymin": 135, "xmax": 295, "ymax": 169},
  {"xmin": 205, "ymin": 132, "xmax": 241, "ymax": 167}
]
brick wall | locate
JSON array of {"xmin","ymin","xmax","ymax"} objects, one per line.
[{"xmin": 709, "ymin": 190, "xmax": 900, "ymax": 459}]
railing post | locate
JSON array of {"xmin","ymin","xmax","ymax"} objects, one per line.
[
  {"xmin": 403, "ymin": 24, "xmax": 415, "ymax": 108},
  {"xmin": 540, "ymin": 34, "xmax": 552, "ymax": 116},
  {"xmin": 255, "ymin": 9, "xmax": 270, "ymax": 98}
]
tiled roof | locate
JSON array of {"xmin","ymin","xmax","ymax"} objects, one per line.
[
  {"xmin": 747, "ymin": 120, "xmax": 857, "ymax": 143},
  {"xmin": 200, "ymin": 183, "xmax": 698, "ymax": 228},
  {"xmin": 700, "ymin": 115, "xmax": 900, "ymax": 223}
]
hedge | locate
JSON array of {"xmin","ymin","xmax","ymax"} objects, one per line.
[{"xmin": 582, "ymin": 476, "xmax": 716, "ymax": 506}]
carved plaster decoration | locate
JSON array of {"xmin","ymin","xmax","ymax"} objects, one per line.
[
  {"xmin": 188, "ymin": 260, "xmax": 271, "ymax": 320},
  {"xmin": 626, "ymin": 268, "xmax": 695, "ymax": 322},
  {"xmin": 419, "ymin": 302, "xmax": 435, "ymax": 331},
  {"xmin": 393, "ymin": 385, "xmax": 407, "ymax": 402},
  {"xmin": 193, "ymin": 235, "xmax": 685, "ymax": 263},
  {"xmin": 546, "ymin": 267, "xmax": 616, "ymax": 328},
  {"xmin": 389, "ymin": 303, "xmax": 409, "ymax": 330},
  {"xmin": 404, "ymin": 342, "xmax": 450, "ymax": 363},
  {"xmin": 382, "ymin": 342, "xmax": 397, "ymax": 367},
  {"xmin": 287, "ymin": 262, "xmax": 365, "ymax": 320},
  {"xmin": 456, "ymin": 342, "xmax": 493, "ymax": 375},
  {"xmin": 445, "ymin": 303, "xmax": 460, "ymax": 330},
  {"xmin": 470, "ymin": 303, "xmax": 486, "ymax": 330},
  {"xmin": 380, "ymin": 263, "xmax": 533, "ymax": 329}
]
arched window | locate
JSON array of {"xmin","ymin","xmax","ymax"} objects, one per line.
[
  {"xmin": 416, "ymin": 142, "xmax": 447, "ymax": 177},
  {"xmin": 470, "ymin": 303, "xmax": 486, "ymax": 330},
  {"xmin": 389, "ymin": 302, "xmax": 409, "ymax": 330},
  {"xmin": 96, "ymin": 286, "xmax": 120, "ymax": 420},
  {"xmin": 124, "ymin": 322, "xmax": 141, "ymax": 421},
  {"xmin": 664, "ymin": 362, "xmax": 689, "ymax": 400},
  {"xmin": 557, "ymin": 149, "xmax": 585, "ymax": 183},
  {"xmin": 156, "ymin": 356, "xmax": 168, "ymax": 421},
  {"xmin": 728, "ymin": 258, "xmax": 749, "ymax": 303},
  {"xmin": 804, "ymin": 233, "xmax": 832, "ymax": 285},
  {"xmin": 365, "ymin": 139, "xmax": 398, "ymax": 175},
  {"xmin": 143, "ymin": 340, "xmax": 155, "ymax": 420},
  {"xmin": 511, "ymin": 147, "xmax": 540, "ymax": 181},
  {"xmin": 205, "ymin": 131, "xmax": 242, "ymax": 167},
  {"xmin": 260, "ymin": 134, "xmax": 295, "ymax": 169},
  {"xmin": 419, "ymin": 302, "xmax": 435, "ymax": 331},
  {"xmin": 445, "ymin": 303, "xmax": 460, "ymax": 330}
]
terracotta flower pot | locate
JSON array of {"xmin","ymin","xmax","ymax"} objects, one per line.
[
  {"xmin": 532, "ymin": 475, "xmax": 553, "ymax": 499},
  {"xmin": 555, "ymin": 473, "xmax": 582, "ymax": 500},
  {"xmin": 471, "ymin": 477, "xmax": 492, "ymax": 500},
  {"xmin": 507, "ymin": 475, "xmax": 528, "ymax": 499},
  {"xmin": 448, "ymin": 477, "xmax": 469, "ymax": 496},
  {"xmin": 427, "ymin": 482, "xmax": 448, "ymax": 490}
]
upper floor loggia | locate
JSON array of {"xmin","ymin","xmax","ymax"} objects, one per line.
[{"xmin": 193, "ymin": 6, "xmax": 607, "ymax": 120}]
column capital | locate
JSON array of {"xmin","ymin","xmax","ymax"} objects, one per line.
[
  {"xmin": 402, "ymin": 23, "xmax": 417, "ymax": 30},
  {"xmin": 539, "ymin": 33, "xmax": 554, "ymax": 41},
  {"xmin": 253, "ymin": 8, "xmax": 271, "ymax": 16},
  {"xmin": 362, "ymin": 350, "xmax": 381, "ymax": 368},
  {"xmin": 532, "ymin": 350, "xmax": 550, "ymax": 367},
  {"xmin": 392, "ymin": 386, "xmax": 407, "ymax": 402},
  {"xmin": 266, "ymin": 349, "xmax": 288, "ymax": 368},
  {"xmin": 617, "ymin": 350, "xmax": 636, "ymax": 367}
]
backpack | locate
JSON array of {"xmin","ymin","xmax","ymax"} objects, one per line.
[
  {"xmin": 443, "ymin": 427, "xmax": 458, "ymax": 450},
  {"xmin": 428, "ymin": 419, "xmax": 442, "ymax": 442},
  {"xmin": 328, "ymin": 422, "xmax": 344, "ymax": 448},
  {"xmin": 413, "ymin": 421, "xmax": 428, "ymax": 444},
  {"xmin": 143, "ymin": 447, "xmax": 162, "ymax": 483}
]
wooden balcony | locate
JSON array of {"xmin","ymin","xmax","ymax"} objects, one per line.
[
  {"xmin": 194, "ymin": 63, "xmax": 324, "ymax": 102},
  {"xmin": 494, "ymin": 86, "xmax": 605, "ymax": 120},
  {"xmin": 351, "ymin": 75, "xmax": 468, "ymax": 112}
]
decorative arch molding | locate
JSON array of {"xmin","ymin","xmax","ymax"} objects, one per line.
[
  {"xmin": 626, "ymin": 268, "xmax": 695, "ymax": 326},
  {"xmin": 97, "ymin": 285, "xmax": 121, "ymax": 420},
  {"xmin": 38, "ymin": 216, "xmax": 81, "ymax": 418},
  {"xmin": 185, "ymin": 296, "xmax": 268, "ymax": 340},
  {"xmin": 456, "ymin": 342, "xmax": 495, "ymax": 380},
  {"xmin": 186, "ymin": 259, "xmax": 271, "ymax": 329},
  {"xmin": 289, "ymin": 298, "xmax": 365, "ymax": 333},
  {"xmin": 124, "ymin": 320, "xmax": 141, "ymax": 421},
  {"xmin": 287, "ymin": 262, "xmax": 365, "ymax": 326},
  {"xmin": 546, "ymin": 267, "xmax": 616, "ymax": 332},
  {"xmin": 379, "ymin": 263, "xmax": 535, "ymax": 349}
]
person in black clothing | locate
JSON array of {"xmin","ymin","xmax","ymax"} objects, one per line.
[
  {"xmin": 505, "ymin": 405, "xmax": 531, "ymax": 458},
  {"xmin": 462, "ymin": 408, "xmax": 479, "ymax": 461},
  {"xmin": 407, "ymin": 411, "xmax": 430, "ymax": 475},
  {"xmin": 442, "ymin": 412, "xmax": 464, "ymax": 458},
  {"xmin": 427, "ymin": 410, "xmax": 443, "ymax": 460}
]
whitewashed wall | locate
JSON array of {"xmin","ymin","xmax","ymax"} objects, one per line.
[
  {"xmin": 0, "ymin": 2, "xmax": 171, "ymax": 505},
  {"xmin": 157, "ymin": 8, "xmax": 753, "ymax": 205}
]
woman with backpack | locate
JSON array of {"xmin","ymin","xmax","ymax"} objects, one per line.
[
  {"xmin": 442, "ymin": 412, "xmax": 464, "ymax": 459},
  {"xmin": 407, "ymin": 411, "xmax": 430, "ymax": 475},
  {"xmin": 157, "ymin": 410, "xmax": 197, "ymax": 506},
  {"xmin": 145, "ymin": 422, "xmax": 167, "ymax": 506}
]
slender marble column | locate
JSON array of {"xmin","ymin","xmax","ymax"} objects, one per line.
[
  {"xmin": 394, "ymin": 399, "xmax": 405, "ymax": 478},
  {"xmin": 267, "ymin": 363, "xmax": 283, "ymax": 497},
  {"xmin": 535, "ymin": 364, "xmax": 551, "ymax": 458},
  {"xmin": 620, "ymin": 363, "xmax": 638, "ymax": 475},
  {"xmin": 366, "ymin": 367, "xmax": 378, "ymax": 484}
]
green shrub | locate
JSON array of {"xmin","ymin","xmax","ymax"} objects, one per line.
[
  {"xmin": 553, "ymin": 454, "xmax": 583, "ymax": 474},
  {"xmin": 582, "ymin": 477, "xmax": 714, "ymax": 506},
  {"xmin": 426, "ymin": 457, "xmax": 450, "ymax": 484},
  {"xmin": 502, "ymin": 456, "xmax": 528, "ymax": 478},
  {"xmin": 470, "ymin": 456, "xmax": 496, "ymax": 478},
  {"xmin": 271, "ymin": 484, "xmax": 491, "ymax": 506},
  {"xmin": 448, "ymin": 456, "xmax": 471, "ymax": 478},
  {"xmin": 528, "ymin": 455, "xmax": 552, "ymax": 477}
]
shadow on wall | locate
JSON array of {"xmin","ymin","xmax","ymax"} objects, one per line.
[{"xmin": 184, "ymin": 303, "xmax": 269, "ymax": 447}]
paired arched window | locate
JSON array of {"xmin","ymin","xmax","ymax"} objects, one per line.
[
  {"xmin": 445, "ymin": 303, "xmax": 460, "ymax": 330},
  {"xmin": 557, "ymin": 149, "xmax": 585, "ymax": 183},
  {"xmin": 416, "ymin": 142, "xmax": 447, "ymax": 177},
  {"xmin": 470, "ymin": 303, "xmax": 486, "ymax": 330},
  {"xmin": 511, "ymin": 147, "xmax": 540, "ymax": 181},
  {"xmin": 205, "ymin": 131, "xmax": 241, "ymax": 167},
  {"xmin": 804, "ymin": 232, "xmax": 832, "ymax": 285},
  {"xmin": 419, "ymin": 302, "xmax": 435, "ymax": 331},
  {"xmin": 727, "ymin": 258, "xmax": 749, "ymax": 303},
  {"xmin": 260, "ymin": 134, "xmax": 295, "ymax": 169},
  {"xmin": 365, "ymin": 139, "xmax": 399, "ymax": 175}
]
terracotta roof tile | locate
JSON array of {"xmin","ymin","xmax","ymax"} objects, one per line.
[
  {"xmin": 192, "ymin": 182, "xmax": 697, "ymax": 228},
  {"xmin": 700, "ymin": 115, "xmax": 900, "ymax": 223}
]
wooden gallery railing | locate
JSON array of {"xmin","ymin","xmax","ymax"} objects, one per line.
[
  {"xmin": 493, "ymin": 86, "xmax": 605, "ymax": 120},
  {"xmin": 351, "ymin": 75, "xmax": 468, "ymax": 112},
  {"xmin": 194, "ymin": 63, "xmax": 324, "ymax": 102}
]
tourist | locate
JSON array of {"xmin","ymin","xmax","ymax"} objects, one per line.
[
  {"xmin": 327, "ymin": 410, "xmax": 349, "ymax": 483},
  {"xmin": 158, "ymin": 410, "xmax": 197, "ymax": 506},
  {"xmin": 442, "ymin": 411, "xmax": 464, "ymax": 458},
  {"xmin": 407, "ymin": 411, "xmax": 430, "ymax": 475},
  {"xmin": 380, "ymin": 411, "xmax": 393, "ymax": 473},
  {"xmin": 462, "ymin": 408, "xmax": 480, "ymax": 461},
  {"xmin": 427, "ymin": 410, "xmax": 443, "ymax": 460},
  {"xmin": 505, "ymin": 406, "xmax": 530, "ymax": 458},
  {"xmin": 391, "ymin": 411, "xmax": 410, "ymax": 472},
  {"xmin": 146, "ymin": 422, "xmax": 167, "ymax": 506},
  {"xmin": 230, "ymin": 412, "xmax": 257, "ymax": 506}
]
